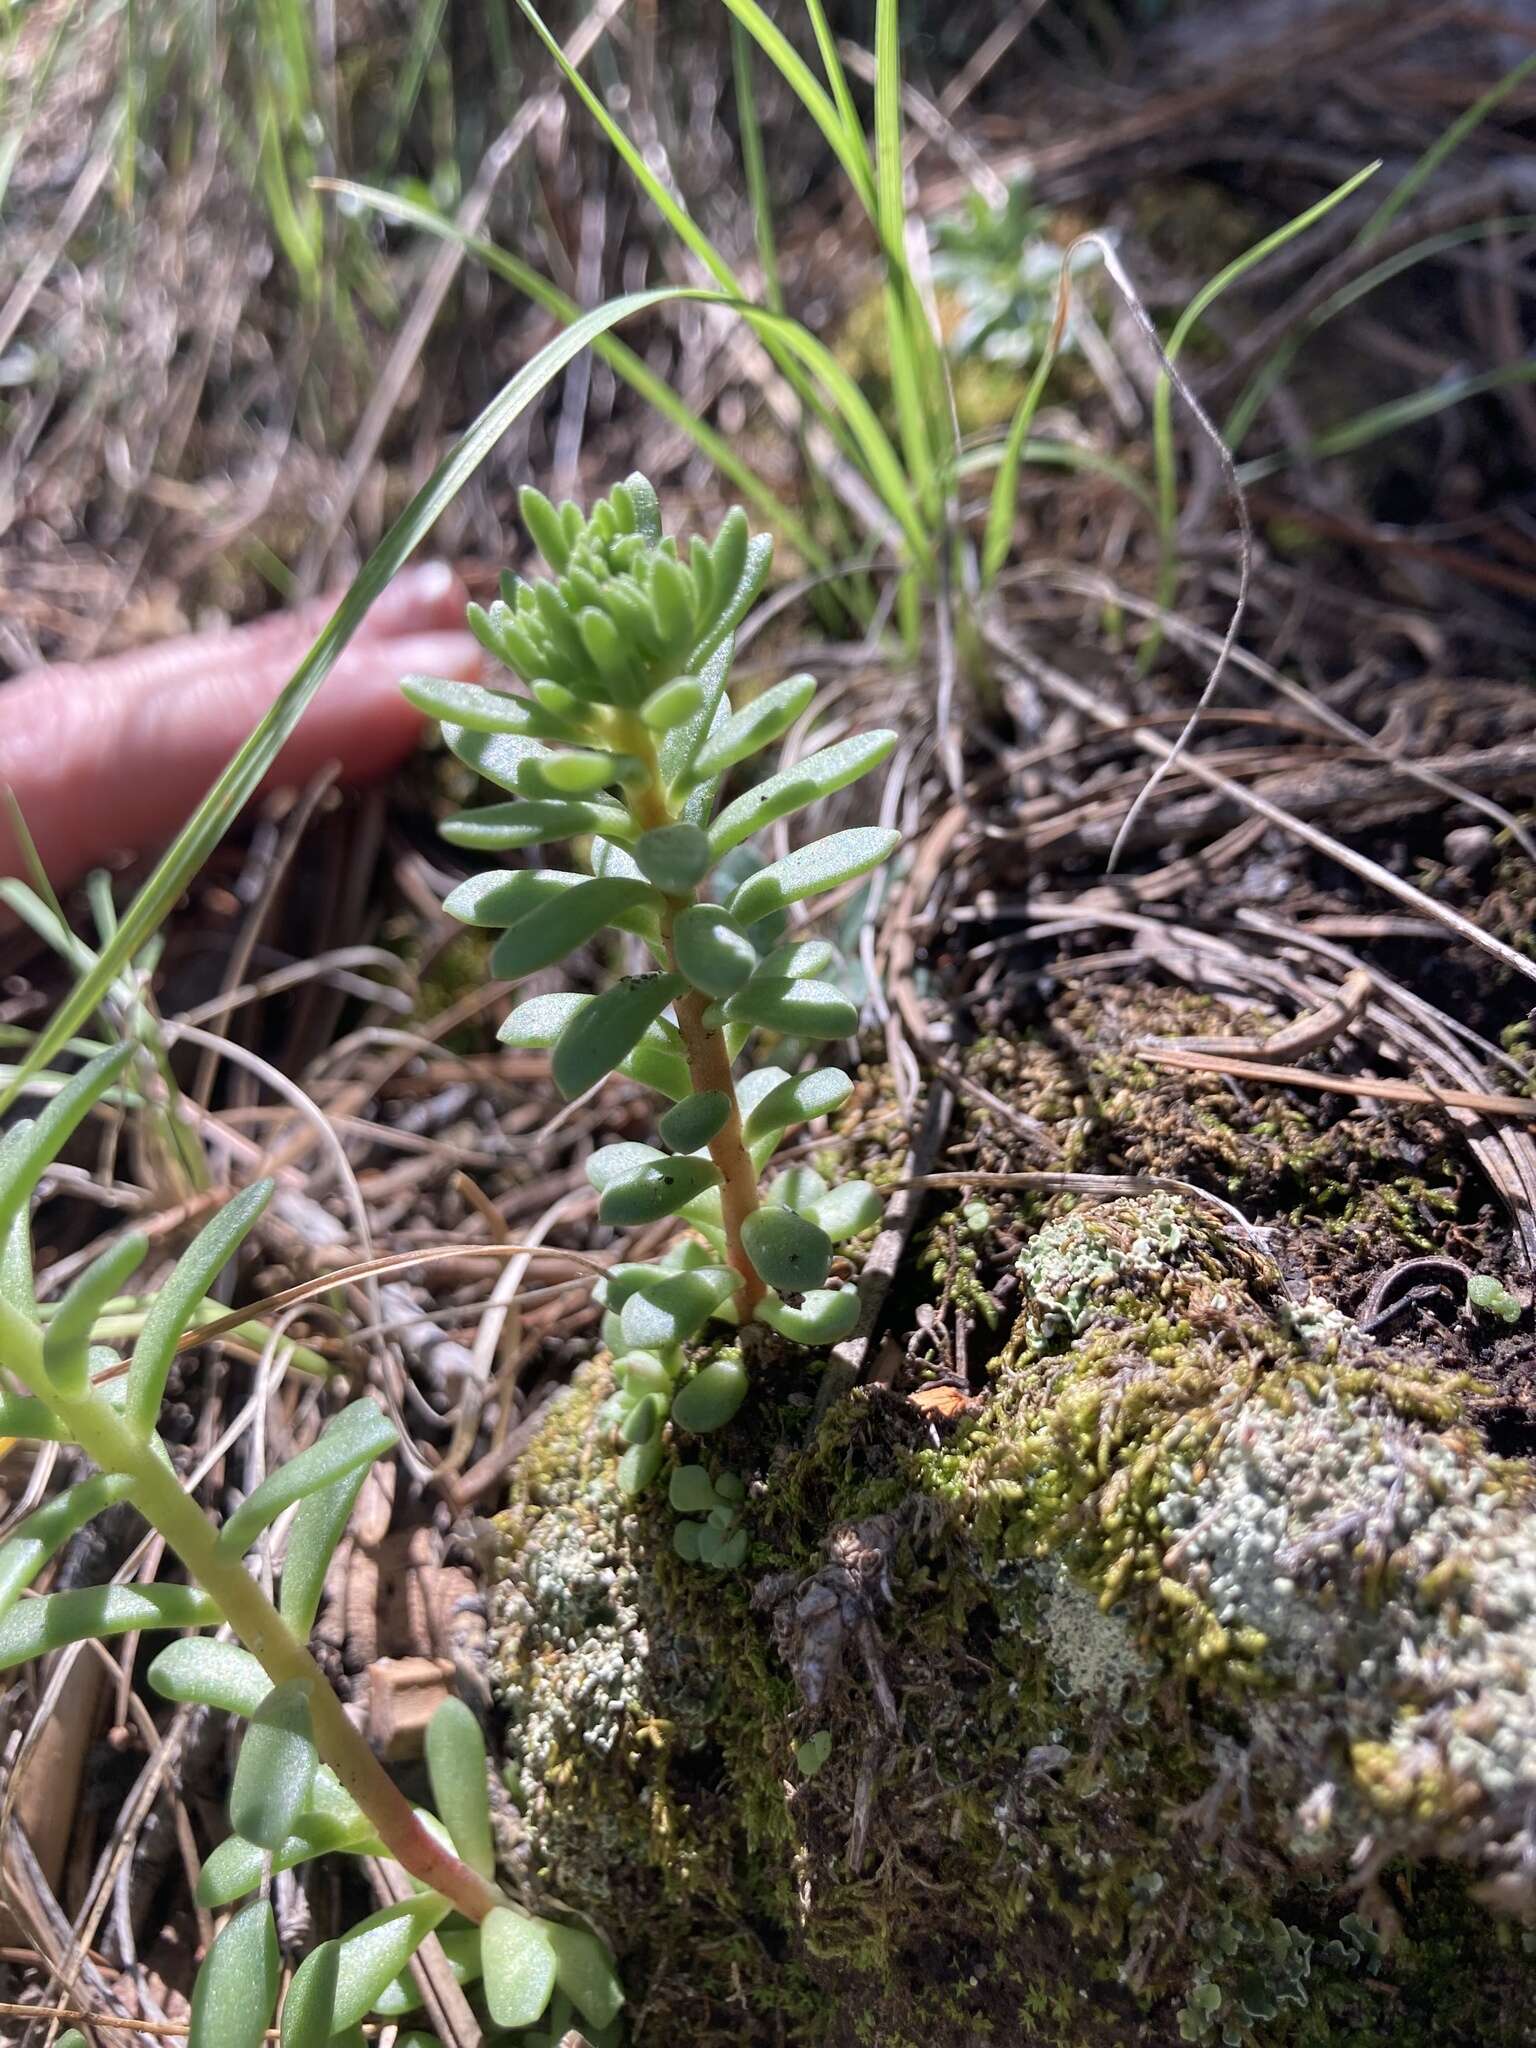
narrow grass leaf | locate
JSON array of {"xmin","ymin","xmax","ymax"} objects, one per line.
[{"xmin": 0, "ymin": 291, "xmax": 698, "ymax": 1120}]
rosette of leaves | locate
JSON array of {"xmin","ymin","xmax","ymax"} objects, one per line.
[
  {"xmin": 406, "ymin": 477, "xmax": 895, "ymax": 1514},
  {"xmin": 0, "ymin": 1046, "xmax": 620, "ymax": 2045}
]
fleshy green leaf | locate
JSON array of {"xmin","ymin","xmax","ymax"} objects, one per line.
[
  {"xmin": 280, "ymin": 1939, "xmax": 342, "ymax": 2048},
  {"xmin": 516, "ymin": 748, "xmax": 634, "ymax": 799},
  {"xmin": 599, "ymin": 1155, "xmax": 721, "ymax": 1226},
  {"xmin": 401, "ymin": 676, "xmax": 563, "ymax": 737},
  {"xmin": 197, "ymin": 1788, "xmax": 373, "ymax": 1906},
  {"xmin": 669, "ymin": 1465, "xmax": 720, "ymax": 1513},
  {"xmin": 756, "ymin": 1286, "xmax": 861, "ymax": 1345},
  {"xmin": 547, "ymin": 1923, "xmax": 625, "ymax": 2031},
  {"xmin": 640, "ymin": 676, "xmax": 704, "ymax": 729},
  {"xmin": 0, "ymin": 1392, "xmax": 71, "ymax": 1441},
  {"xmin": 216, "ymin": 1399, "xmax": 397, "ymax": 1558},
  {"xmin": 585, "ymin": 1141, "xmax": 664, "ymax": 1192},
  {"xmin": 519, "ymin": 486, "xmax": 573, "ymax": 571},
  {"xmin": 658, "ymin": 1091, "xmax": 730, "ymax": 1152},
  {"xmin": 442, "ymin": 723, "xmax": 549, "ymax": 794},
  {"xmin": 0, "ymin": 1044, "xmax": 136, "ymax": 1235},
  {"xmin": 189, "ymin": 1900, "xmax": 279, "ymax": 2048},
  {"xmin": 148, "ymin": 1637, "xmax": 271, "ymax": 1716},
  {"xmin": 686, "ymin": 673, "xmax": 816, "ymax": 785},
  {"xmin": 617, "ymin": 1435, "xmax": 665, "ymax": 1495},
  {"xmin": 633, "ymin": 823, "xmax": 712, "ymax": 894},
  {"xmin": 756, "ymin": 937, "xmax": 836, "ymax": 979},
  {"xmin": 425, "ymin": 1697, "xmax": 496, "ymax": 1880},
  {"xmin": 809, "ymin": 1181, "xmax": 883, "ymax": 1241},
  {"xmin": 40, "ymin": 1231, "xmax": 147, "ymax": 1397},
  {"xmin": 699, "ymin": 1523, "xmax": 750, "ymax": 1571},
  {"xmin": 482, "ymin": 1908, "xmax": 558, "ymax": 2031},
  {"xmin": 440, "ymin": 798, "xmax": 633, "ymax": 851},
  {"xmin": 551, "ymin": 973, "xmax": 684, "ymax": 1101},
  {"xmin": 0, "ymin": 1583, "xmax": 218, "ymax": 1671},
  {"xmin": 727, "ymin": 827, "xmax": 900, "ymax": 924},
  {"xmin": 502, "ymin": 996, "xmax": 689, "ymax": 1102},
  {"xmin": 742, "ymin": 1066, "xmax": 853, "ymax": 1143},
  {"xmin": 442, "ymin": 867, "xmax": 583, "ymax": 927},
  {"xmin": 672, "ymin": 903, "xmax": 757, "ymax": 997},
  {"xmin": 230, "ymin": 1678, "xmax": 317, "ymax": 1851},
  {"xmin": 491, "ymin": 878, "xmax": 660, "ymax": 980},
  {"xmin": 670, "ymin": 1356, "xmax": 749, "ymax": 1433},
  {"xmin": 769, "ymin": 1165, "xmax": 827, "ymax": 1212},
  {"xmin": 723, "ymin": 977, "xmax": 858, "ymax": 1040},
  {"xmin": 329, "ymin": 1897, "xmax": 452, "ymax": 2032},
  {"xmin": 708, "ymin": 731, "xmax": 897, "ymax": 857},
  {"xmin": 620, "ymin": 1392, "xmax": 666, "ymax": 1444},
  {"xmin": 126, "ymin": 1179, "xmax": 274, "ymax": 1435},
  {"xmin": 280, "ymin": 1460, "xmax": 371, "ymax": 1640},
  {"xmin": 619, "ymin": 1267, "xmax": 740, "ymax": 1349},
  {"xmin": 0, "ymin": 1473, "xmax": 134, "ymax": 1621},
  {"xmin": 742, "ymin": 1208, "xmax": 832, "ymax": 1292}
]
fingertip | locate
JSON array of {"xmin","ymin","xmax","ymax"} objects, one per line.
[{"xmin": 363, "ymin": 561, "xmax": 469, "ymax": 639}]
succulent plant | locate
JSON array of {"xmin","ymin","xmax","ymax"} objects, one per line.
[{"xmin": 406, "ymin": 477, "xmax": 897, "ymax": 1512}]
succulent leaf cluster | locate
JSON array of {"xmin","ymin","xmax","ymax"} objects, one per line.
[
  {"xmin": 408, "ymin": 478, "xmax": 897, "ymax": 1522},
  {"xmin": 0, "ymin": 1047, "xmax": 618, "ymax": 2046}
]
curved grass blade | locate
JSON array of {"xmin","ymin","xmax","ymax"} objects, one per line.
[{"xmin": 0, "ymin": 289, "xmax": 702, "ymax": 1121}]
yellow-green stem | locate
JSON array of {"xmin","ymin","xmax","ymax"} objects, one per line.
[{"xmin": 0, "ymin": 1309, "xmax": 499, "ymax": 1924}]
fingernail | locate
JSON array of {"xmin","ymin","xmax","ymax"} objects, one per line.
[
  {"xmin": 384, "ymin": 630, "xmax": 483, "ymax": 680},
  {"xmin": 368, "ymin": 561, "xmax": 461, "ymax": 634}
]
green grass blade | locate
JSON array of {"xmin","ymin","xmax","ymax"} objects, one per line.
[
  {"xmin": 873, "ymin": 0, "xmax": 936, "ymax": 516},
  {"xmin": 327, "ymin": 182, "xmax": 929, "ymax": 571},
  {"xmin": 719, "ymin": 0, "xmax": 877, "ymax": 214},
  {"xmin": 732, "ymin": 19, "xmax": 784, "ymax": 312},
  {"xmin": 1359, "ymin": 49, "xmax": 1536, "ymax": 248},
  {"xmin": 802, "ymin": 0, "xmax": 876, "ymax": 199},
  {"xmin": 0, "ymin": 286, "xmax": 700, "ymax": 1120},
  {"xmin": 323, "ymin": 179, "xmax": 829, "ymax": 571},
  {"xmin": 1147, "ymin": 161, "xmax": 1378, "ymax": 660},
  {"xmin": 1225, "ymin": 213, "xmax": 1536, "ymax": 450},
  {"xmin": 1236, "ymin": 362, "xmax": 1536, "ymax": 484},
  {"xmin": 980, "ymin": 285, "xmax": 1071, "ymax": 588}
]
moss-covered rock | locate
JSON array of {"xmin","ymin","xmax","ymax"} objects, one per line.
[{"xmin": 487, "ymin": 992, "xmax": 1536, "ymax": 2046}]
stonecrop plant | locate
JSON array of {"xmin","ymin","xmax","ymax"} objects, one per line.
[
  {"xmin": 405, "ymin": 476, "xmax": 898, "ymax": 1558},
  {"xmin": 0, "ymin": 1047, "xmax": 622, "ymax": 2047}
]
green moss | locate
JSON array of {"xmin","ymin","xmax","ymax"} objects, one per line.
[{"xmin": 487, "ymin": 987, "xmax": 1536, "ymax": 2045}]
